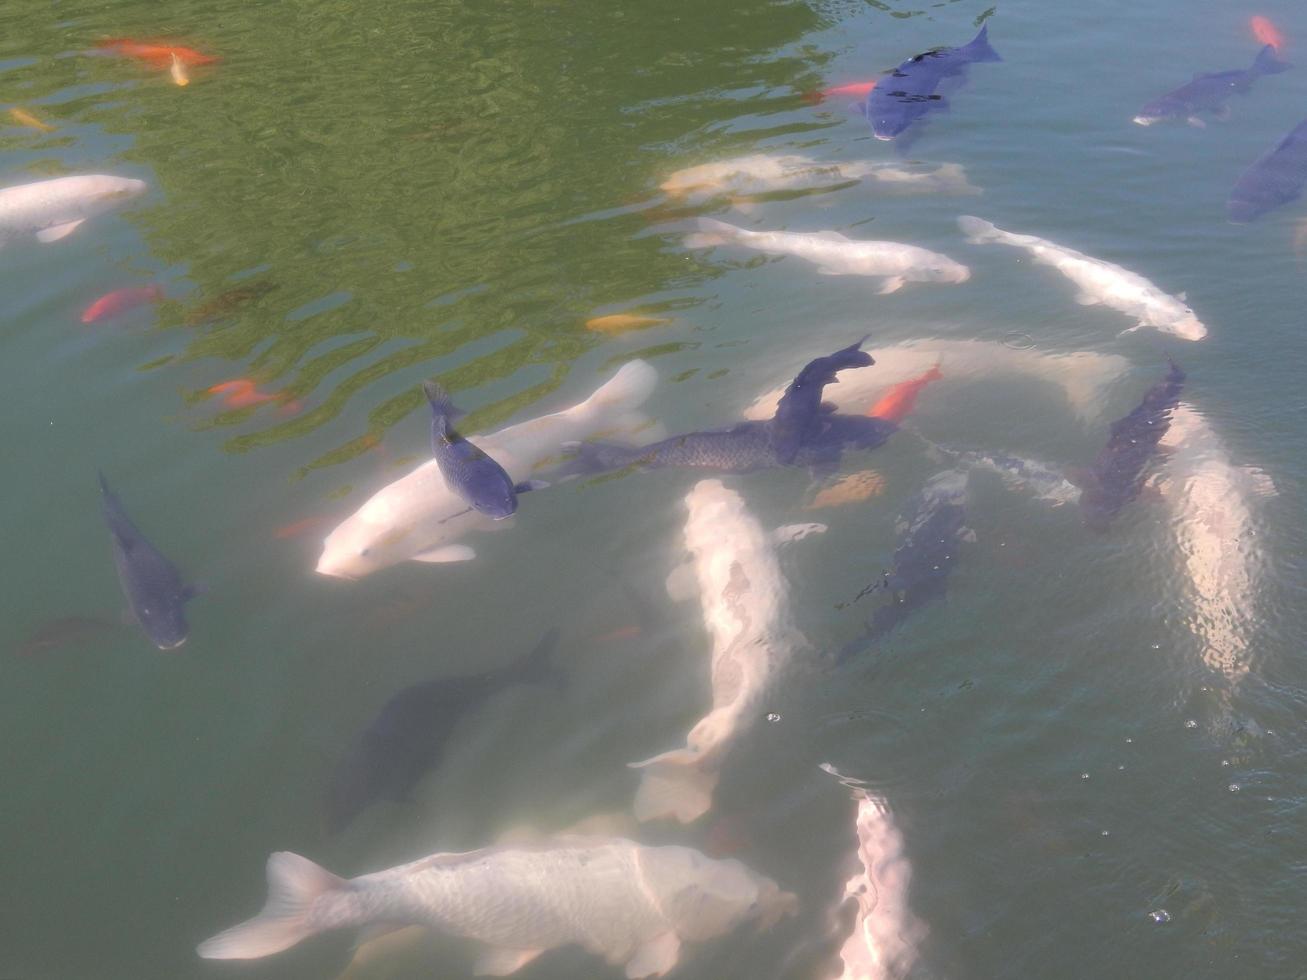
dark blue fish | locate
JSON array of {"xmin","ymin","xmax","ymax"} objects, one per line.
[
  {"xmin": 863, "ymin": 24, "xmax": 1001, "ymax": 142},
  {"xmin": 1134, "ymin": 45, "xmax": 1289, "ymax": 128},
  {"xmin": 770, "ymin": 336, "xmax": 872, "ymax": 464},
  {"xmin": 1228, "ymin": 116, "xmax": 1307, "ymax": 222},
  {"xmin": 98, "ymin": 472, "xmax": 197, "ymax": 650},
  {"xmin": 422, "ymin": 381, "xmax": 538, "ymax": 520},
  {"xmin": 1067, "ymin": 360, "xmax": 1184, "ymax": 530},
  {"xmin": 839, "ymin": 469, "xmax": 971, "ymax": 662},
  {"xmin": 325, "ymin": 628, "xmax": 562, "ymax": 835}
]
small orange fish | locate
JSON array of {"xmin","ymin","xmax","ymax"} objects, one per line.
[
  {"xmin": 867, "ymin": 362, "xmax": 943, "ymax": 423},
  {"xmin": 801, "ymin": 79, "xmax": 878, "ymax": 105},
  {"xmin": 1251, "ymin": 16, "xmax": 1285, "ymax": 52},
  {"xmin": 805, "ymin": 470, "xmax": 887, "ymax": 510},
  {"xmin": 8, "ymin": 107, "xmax": 55, "ymax": 132},
  {"xmin": 273, "ymin": 515, "xmax": 332, "ymax": 540},
  {"xmin": 97, "ymin": 39, "xmax": 219, "ymax": 68},
  {"xmin": 585, "ymin": 313, "xmax": 670, "ymax": 335},
  {"xmin": 208, "ymin": 379, "xmax": 278, "ymax": 409},
  {"xmin": 81, "ymin": 284, "xmax": 162, "ymax": 323}
]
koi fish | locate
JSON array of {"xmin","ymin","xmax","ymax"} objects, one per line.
[
  {"xmin": 81, "ymin": 284, "xmax": 162, "ymax": 324},
  {"xmin": 0, "ymin": 175, "xmax": 147, "ymax": 248},
  {"xmin": 867, "ymin": 362, "xmax": 942, "ymax": 423},
  {"xmin": 184, "ymin": 281, "xmax": 278, "ymax": 326},
  {"xmin": 585, "ymin": 313, "xmax": 670, "ymax": 334},
  {"xmin": 801, "ymin": 79, "xmax": 878, "ymax": 105},
  {"xmin": 207, "ymin": 379, "xmax": 300, "ymax": 415},
  {"xmin": 1134, "ymin": 45, "xmax": 1289, "ymax": 128},
  {"xmin": 7, "ymin": 107, "xmax": 55, "ymax": 132},
  {"xmin": 96, "ymin": 39, "xmax": 219, "ymax": 67},
  {"xmin": 1228, "ymin": 115, "xmax": 1307, "ymax": 222},
  {"xmin": 804, "ymin": 470, "xmax": 887, "ymax": 510},
  {"xmin": 1251, "ymin": 16, "xmax": 1285, "ymax": 52}
]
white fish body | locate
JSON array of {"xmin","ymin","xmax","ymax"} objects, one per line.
[
  {"xmin": 198, "ymin": 839, "xmax": 797, "ymax": 978},
  {"xmin": 317, "ymin": 360, "xmax": 660, "ymax": 579},
  {"xmin": 660, "ymin": 154, "xmax": 977, "ymax": 202},
  {"xmin": 0, "ymin": 174, "xmax": 147, "ymax": 246},
  {"xmin": 686, "ymin": 218, "xmax": 969, "ymax": 294},
  {"xmin": 631, "ymin": 479, "xmax": 807, "ymax": 824},
  {"xmin": 958, "ymin": 215, "xmax": 1207, "ymax": 340},
  {"xmin": 744, "ymin": 338, "xmax": 1131, "ymax": 425},
  {"xmin": 820, "ymin": 766, "xmax": 927, "ymax": 980},
  {"xmin": 1158, "ymin": 404, "xmax": 1275, "ymax": 683}
]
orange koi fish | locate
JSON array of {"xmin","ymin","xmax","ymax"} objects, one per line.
[
  {"xmin": 208, "ymin": 379, "xmax": 278, "ymax": 409},
  {"xmin": 8, "ymin": 107, "xmax": 55, "ymax": 132},
  {"xmin": 81, "ymin": 284, "xmax": 162, "ymax": 323},
  {"xmin": 1251, "ymin": 16, "xmax": 1285, "ymax": 52},
  {"xmin": 867, "ymin": 362, "xmax": 943, "ymax": 423},
  {"xmin": 801, "ymin": 79, "xmax": 878, "ymax": 105},
  {"xmin": 585, "ymin": 313, "xmax": 670, "ymax": 335},
  {"xmin": 96, "ymin": 39, "xmax": 219, "ymax": 68}
]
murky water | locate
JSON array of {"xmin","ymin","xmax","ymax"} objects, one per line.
[{"xmin": 4, "ymin": 1, "xmax": 1307, "ymax": 977}]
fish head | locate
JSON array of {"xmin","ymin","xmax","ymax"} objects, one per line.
[
  {"xmin": 141, "ymin": 597, "xmax": 190, "ymax": 650},
  {"xmin": 923, "ymin": 257, "xmax": 971, "ymax": 284},
  {"xmin": 89, "ymin": 176, "xmax": 148, "ymax": 204},
  {"xmin": 317, "ymin": 510, "xmax": 419, "ymax": 579},
  {"xmin": 477, "ymin": 482, "xmax": 519, "ymax": 521},
  {"xmin": 1169, "ymin": 312, "xmax": 1207, "ymax": 341},
  {"xmin": 649, "ymin": 850, "xmax": 793, "ymax": 940}
]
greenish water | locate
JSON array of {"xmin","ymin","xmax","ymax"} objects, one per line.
[{"xmin": 4, "ymin": 0, "xmax": 1307, "ymax": 978}]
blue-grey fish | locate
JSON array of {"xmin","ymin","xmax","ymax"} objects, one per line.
[
  {"xmin": 863, "ymin": 25, "xmax": 1001, "ymax": 142},
  {"xmin": 422, "ymin": 381, "xmax": 539, "ymax": 520},
  {"xmin": 325, "ymin": 628, "xmax": 562, "ymax": 835},
  {"xmin": 840, "ymin": 468, "xmax": 972, "ymax": 661},
  {"xmin": 1067, "ymin": 360, "xmax": 1185, "ymax": 530},
  {"xmin": 98, "ymin": 473, "xmax": 198, "ymax": 650},
  {"xmin": 1228, "ymin": 116, "xmax": 1307, "ymax": 222},
  {"xmin": 1134, "ymin": 45, "xmax": 1289, "ymax": 128},
  {"xmin": 771, "ymin": 337, "xmax": 872, "ymax": 464}
]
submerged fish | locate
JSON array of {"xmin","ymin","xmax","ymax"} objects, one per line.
[
  {"xmin": 958, "ymin": 215, "xmax": 1207, "ymax": 340},
  {"xmin": 8, "ymin": 107, "xmax": 55, "ymax": 132},
  {"xmin": 1134, "ymin": 45, "xmax": 1289, "ymax": 127},
  {"xmin": 1251, "ymin": 16, "xmax": 1285, "ymax": 52},
  {"xmin": 96, "ymin": 39, "xmax": 219, "ymax": 67},
  {"xmin": 1067, "ymin": 360, "xmax": 1185, "ymax": 530},
  {"xmin": 184, "ymin": 281, "xmax": 278, "ymax": 326},
  {"xmin": 632, "ymin": 480, "xmax": 809, "ymax": 823},
  {"xmin": 864, "ymin": 25, "xmax": 1002, "ymax": 142},
  {"xmin": 422, "ymin": 382, "xmax": 538, "ymax": 521},
  {"xmin": 98, "ymin": 473, "xmax": 198, "ymax": 650},
  {"xmin": 660, "ymin": 154, "xmax": 977, "ymax": 204},
  {"xmin": 326, "ymin": 629, "xmax": 562, "ymax": 834},
  {"xmin": 746, "ymin": 339, "xmax": 1132, "ymax": 427},
  {"xmin": 585, "ymin": 313, "xmax": 670, "ymax": 335},
  {"xmin": 867, "ymin": 362, "xmax": 942, "ymax": 423},
  {"xmin": 81, "ymin": 284, "xmax": 162, "ymax": 324},
  {"xmin": 771, "ymin": 337, "xmax": 873, "ymax": 464},
  {"xmin": 801, "ymin": 80, "xmax": 878, "ymax": 104},
  {"xmin": 208, "ymin": 379, "xmax": 281, "ymax": 410},
  {"xmin": 317, "ymin": 360, "xmax": 659, "ymax": 579},
  {"xmin": 1157, "ymin": 404, "xmax": 1275, "ymax": 683},
  {"xmin": 1228, "ymin": 116, "xmax": 1307, "ymax": 222},
  {"xmin": 0, "ymin": 175, "xmax": 146, "ymax": 248},
  {"xmin": 687, "ymin": 218, "xmax": 969, "ymax": 294},
  {"xmin": 198, "ymin": 839, "xmax": 796, "ymax": 974},
  {"xmin": 820, "ymin": 765, "xmax": 927, "ymax": 980},
  {"xmin": 843, "ymin": 468, "xmax": 972, "ymax": 656},
  {"xmin": 805, "ymin": 470, "xmax": 887, "ymax": 510}
]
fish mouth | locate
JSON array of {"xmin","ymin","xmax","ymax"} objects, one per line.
[
  {"xmin": 314, "ymin": 559, "xmax": 359, "ymax": 580},
  {"xmin": 872, "ymin": 133, "xmax": 896, "ymax": 141},
  {"xmin": 155, "ymin": 635, "xmax": 188, "ymax": 651}
]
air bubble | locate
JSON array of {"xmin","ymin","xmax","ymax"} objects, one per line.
[
  {"xmin": 766, "ymin": 712, "xmax": 781, "ymax": 723},
  {"xmin": 1081, "ymin": 772, "xmax": 1090, "ymax": 780},
  {"xmin": 1149, "ymin": 909, "xmax": 1172, "ymax": 924},
  {"xmin": 1229, "ymin": 783, "xmax": 1241, "ymax": 793},
  {"xmin": 1184, "ymin": 719, "xmax": 1198, "ymax": 729}
]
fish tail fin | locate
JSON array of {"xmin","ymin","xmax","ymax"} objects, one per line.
[
  {"xmin": 965, "ymin": 23, "xmax": 1002, "ymax": 62},
  {"xmin": 1252, "ymin": 43, "xmax": 1291, "ymax": 76},
  {"xmin": 628, "ymin": 749, "xmax": 717, "ymax": 823},
  {"xmin": 518, "ymin": 627, "xmax": 565, "ymax": 689},
  {"xmin": 197, "ymin": 852, "xmax": 346, "ymax": 959},
  {"xmin": 420, "ymin": 380, "xmax": 459, "ymax": 437},
  {"xmin": 557, "ymin": 440, "xmax": 617, "ymax": 479},
  {"xmin": 957, "ymin": 214, "xmax": 1001, "ymax": 244},
  {"xmin": 684, "ymin": 217, "xmax": 737, "ymax": 249}
]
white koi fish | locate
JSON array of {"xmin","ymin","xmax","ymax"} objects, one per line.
[
  {"xmin": 958, "ymin": 216, "xmax": 1207, "ymax": 340},
  {"xmin": 317, "ymin": 360, "xmax": 660, "ymax": 579},
  {"xmin": 631, "ymin": 480, "xmax": 813, "ymax": 824},
  {"xmin": 0, "ymin": 174, "xmax": 147, "ymax": 247},
  {"xmin": 686, "ymin": 218, "xmax": 970, "ymax": 294},
  {"xmin": 198, "ymin": 838, "xmax": 797, "ymax": 977},
  {"xmin": 660, "ymin": 154, "xmax": 978, "ymax": 203}
]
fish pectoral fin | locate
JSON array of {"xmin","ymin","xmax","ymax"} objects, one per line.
[
  {"xmin": 773, "ymin": 522, "xmax": 828, "ymax": 545},
  {"xmin": 877, "ymin": 276, "xmax": 906, "ymax": 294},
  {"xmin": 473, "ymin": 946, "xmax": 545, "ymax": 976},
  {"xmin": 1118, "ymin": 321, "xmax": 1146, "ymax": 335},
  {"xmin": 513, "ymin": 479, "xmax": 549, "ymax": 493},
  {"xmin": 409, "ymin": 544, "xmax": 476, "ymax": 563},
  {"xmin": 36, "ymin": 219, "xmax": 86, "ymax": 243},
  {"xmin": 1186, "ymin": 115, "xmax": 1207, "ymax": 129},
  {"xmin": 625, "ymin": 933, "xmax": 683, "ymax": 979},
  {"xmin": 664, "ymin": 561, "xmax": 697, "ymax": 602}
]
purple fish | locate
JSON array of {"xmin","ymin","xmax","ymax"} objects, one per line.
[
  {"xmin": 1228, "ymin": 116, "xmax": 1307, "ymax": 222},
  {"xmin": 1135, "ymin": 45, "xmax": 1289, "ymax": 128}
]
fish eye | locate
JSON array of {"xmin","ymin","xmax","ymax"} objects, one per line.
[{"xmin": 360, "ymin": 548, "xmax": 371, "ymax": 557}]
